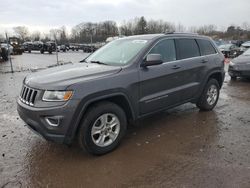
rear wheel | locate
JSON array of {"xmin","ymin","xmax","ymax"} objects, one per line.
[
  {"xmin": 196, "ymin": 79, "xmax": 220, "ymax": 111},
  {"xmin": 78, "ymin": 102, "xmax": 127, "ymax": 155}
]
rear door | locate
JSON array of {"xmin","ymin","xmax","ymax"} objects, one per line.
[{"xmin": 174, "ymin": 38, "xmax": 207, "ymax": 101}]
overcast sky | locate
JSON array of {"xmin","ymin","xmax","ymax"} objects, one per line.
[{"xmin": 1, "ymin": 0, "xmax": 250, "ymax": 34}]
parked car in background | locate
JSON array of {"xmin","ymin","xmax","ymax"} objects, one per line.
[
  {"xmin": 22, "ymin": 42, "xmax": 33, "ymax": 51},
  {"xmin": 228, "ymin": 48, "xmax": 250, "ymax": 80},
  {"xmin": 213, "ymin": 40, "xmax": 228, "ymax": 47},
  {"xmin": 0, "ymin": 45, "xmax": 9, "ymax": 61},
  {"xmin": 69, "ymin": 45, "xmax": 79, "ymax": 51},
  {"xmin": 240, "ymin": 41, "xmax": 250, "ymax": 52},
  {"xmin": 17, "ymin": 33, "xmax": 225, "ymax": 155},
  {"xmin": 0, "ymin": 43, "xmax": 14, "ymax": 55},
  {"xmin": 231, "ymin": 40, "xmax": 244, "ymax": 47},
  {"xmin": 82, "ymin": 44, "xmax": 97, "ymax": 53},
  {"xmin": 9, "ymin": 37, "xmax": 24, "ymax": 55},
  {"xmin": 45, "ymin": 41, "xmax": 56, "ymax": 53},
  {"xmin": 23, "ymin": 41, "xmax": 56, "ymax": 54},
  {"xmin": 218, "ymin": 44, "xmax": 240, "ymax": 58},
  {"xmin": 60, "ymin": 45, "xmax": 67, "ymax": 52}
]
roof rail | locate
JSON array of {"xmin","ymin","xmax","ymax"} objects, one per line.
[{"xmin": 164, "ymin": 32, "xmax": 198, "ymax": 35}]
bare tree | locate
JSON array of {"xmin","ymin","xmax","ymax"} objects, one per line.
[
  {"xmin": 31, "ymin": 31, "xmax": 41, "ymax": 41},
  {"xmin": 50, "ymin": 28, "xmax": 62, "ymax": 41},
  {"xmin": 188, "ymin": 26, "xmax": 198, "ymax": 33},
  {"xmin": 0, "ymin": 34, "xmax": 4, "ymax": 42},
  {"xmin": 119, "ymin": 20, "xmax": 134, "ymax": 36},
  {"xmin": 13, "ymin": 26, "xmax": 29, "ymax": 41},
  {"xmin": 242, "ymin": 22, "xmax": 250, "ymax": 31},
  {"xmin": 175, "ymin": 23, "xmax": 185, "ymax": 32},
  {"xmin": 58, "ymin": 26, "xmax": 68, "ymax": 44}
]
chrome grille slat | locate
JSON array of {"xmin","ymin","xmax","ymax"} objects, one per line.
[
  {"xmin": 25, "ymin": 88, "xmax": 30, "ymax": 101},
  {"xmin": 20, "ymin": 86, "xmax": 25, "ymax": 98},
  {"xmin": 27, "ymin": 88, "xmax": 32, "ymax": 102},
  {"xmin": 22, "ymin": 87, "xmax": 27, "ymax": 99},
  {"xmin": 23, "ymin": 87, "xmax": 29, "ymax": 100},
  {"xmin": 20, "ymin": 85, "xmax": 38, "ymax": 106}
]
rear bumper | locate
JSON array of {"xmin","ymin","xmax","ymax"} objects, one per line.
[{"xmin": 17, "ymin": 98, "xmax": 79, "ymax": 144}]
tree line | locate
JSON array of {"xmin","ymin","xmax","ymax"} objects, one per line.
[{"xmin": 1, "ymin": 16, "xmax": 250, "ymax": 44}]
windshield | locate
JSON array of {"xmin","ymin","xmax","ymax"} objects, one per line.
[
  {"xmin": 243, "ymin": 48, "xmax": 250, "ymax": 56},
  {"xmin": 86, "ymin": 39, "xmax": 149, "ymax": 66}
]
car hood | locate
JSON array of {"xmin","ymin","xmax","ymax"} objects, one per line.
[
  {"xmin": 25, "ymin": 63, "xmax": 122, "ymax": 90},
  {"xmin": 232, "ymin": 55, "xmax": 250, "ymax": 65}
]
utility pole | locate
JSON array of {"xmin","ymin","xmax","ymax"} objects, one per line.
[
  {"xmin": 90, "ymin": 34, "xmax": 93, "ymax": 53},
  {"xmin": 5, "ymin": 32, "xmax": 14, "ymax": 73},
  {"xmin": 53, "ymin": 32, "xmax": 59, "ymax": 65},
  {"xmin": 87, "ymin": 28, "xmax": 94, "ymax": 53}
]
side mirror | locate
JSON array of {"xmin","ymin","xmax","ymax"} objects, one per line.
[{"xmin": 142, "ymin": 54, "xmax": 163, "ymax": 67}]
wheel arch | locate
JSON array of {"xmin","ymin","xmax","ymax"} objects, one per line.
[
  {"xmin": 65, "ymin": 92, "xmax": 136, "ymax": 144},
  {"xmin": 208, "ymin": 71, "xmax": 224, "ymax": 88},
  {"xmin": 193, "ymin": 69, "xmax": 225, "ymax": 104}
]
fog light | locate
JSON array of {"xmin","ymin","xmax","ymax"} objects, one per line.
[{"xmin": 45, "ymin": 116, "xmax": 62, "ymax": 127}]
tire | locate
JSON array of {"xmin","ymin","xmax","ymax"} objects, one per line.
[
  {"xmin": 78, "ymin": 102, "xmax": 127, "ymax": 155},
  {"xmin": 40, "ymin": 50, "xmax": 44, "ymax": 54},
  {"xmin": 2, "ymin": 49, "xmax": 8, "ymax": 61},
  {"xmin": 196, "ymin": 79, "xmax": 220, "ymax": 111},
  {"xmin": 231, "ymin": 76, "xmax": 237, "ymax": 80}
]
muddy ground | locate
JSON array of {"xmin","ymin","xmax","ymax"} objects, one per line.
[{"xmin": 0, "ymin": 52, "xmax": 250, "ymax": 188}]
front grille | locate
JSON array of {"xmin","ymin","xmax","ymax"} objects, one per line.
[{"xmin": 20, "ymin": 85, "xmax": 38, "ymax": 106}]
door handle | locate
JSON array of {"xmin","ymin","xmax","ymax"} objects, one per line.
[
  {"xmin": 201, "ymin": 59, "xmax": 208, "ymax": 63},
  {"xmin": 172, "ymin": 65, "xmax": 181, "ymax": 69}
]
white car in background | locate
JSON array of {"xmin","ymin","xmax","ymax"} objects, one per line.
[
  {"xmin": 241, "ymin": 41, "xmax": 250, "ymax": 51},
  {"xmin": 0, "ymin": 43, "xmax": 14, "ymax": 55}
]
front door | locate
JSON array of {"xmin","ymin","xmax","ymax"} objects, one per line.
[{"xmin": 139, "ymin": 39, "xmax": 183, "ymax": 115}]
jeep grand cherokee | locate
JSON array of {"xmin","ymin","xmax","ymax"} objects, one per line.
[{"xmin": 17, "ymin": 33, "xmax": 225, "ymax": 155}]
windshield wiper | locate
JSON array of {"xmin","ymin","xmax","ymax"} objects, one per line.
[
  {"xmin": 80, "ymin": 54, "xmax": 91, "ymax": 63},
  {"xmin": 90, "ymin": 60, "xmax": 108, "ymax": 65},
  {"xmin": 80, "ymin": 59, "xmax": 88, "ymax": 63}
]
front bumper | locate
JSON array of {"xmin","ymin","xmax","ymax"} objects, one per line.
[
  {"xmin": 228, "ymin": 66, "xmax": 250, "ymax": 77},
  {"xmin": 17, "ymin": 98, "xmax": 79, "ymax": 144}
]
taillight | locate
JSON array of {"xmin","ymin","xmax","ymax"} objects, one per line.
[{"xmin": 224, "ymin": 58, "xmax": 230, "ymax": 64}]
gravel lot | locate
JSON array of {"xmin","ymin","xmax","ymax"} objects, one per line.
[
  {"xmin": 0, "ymin": 51, "xmax": 87, "ymax": 73},
  {"xmin": 0, "ymin": 53, "xmax": 250, "ymax": 188}
]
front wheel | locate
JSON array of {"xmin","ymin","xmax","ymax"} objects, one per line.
[
  {"xmin": 78, "ymin": 102, "xmax": 127, "ymax": 155},
  {"xmin": 196, "ymin": 79, "xmax": 220, "ymax": 111}
]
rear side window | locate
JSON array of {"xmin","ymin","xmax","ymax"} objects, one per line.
[
  {"xmin": 197, "ymin": 39, "xmax": 217, "ymax": 56},
  {"xmin": 176, "ymin": 39, "xmax": 200, "ymax": 60},
  {"xmin": 148, "ymin": 39, "xmax": 176, "ymax": 62}
]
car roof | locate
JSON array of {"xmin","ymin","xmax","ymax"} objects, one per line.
[{"xmin": 122, "ymin": 33, "xmax": 210, "ymax": 41}]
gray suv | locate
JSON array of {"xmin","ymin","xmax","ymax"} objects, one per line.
[{"xmin": 17, "ymin": 33, "xmax": 225, "ymax": 155}]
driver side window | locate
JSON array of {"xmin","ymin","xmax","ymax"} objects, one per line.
[{"xmin": 148, "ymin": 39, "xmax": 176, "ymax": 62}]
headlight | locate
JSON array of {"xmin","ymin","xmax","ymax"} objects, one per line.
[
  {"xmin": 229, "ymin": 61, "xmax": 235, "ymax": 66},
  {"xmin": 42, "ymin": 90, "xmax": 73, "ymax": 102}
]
